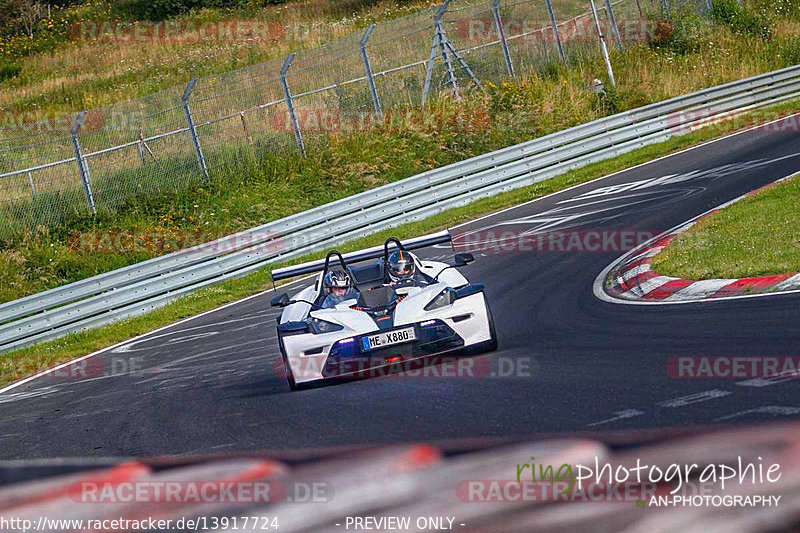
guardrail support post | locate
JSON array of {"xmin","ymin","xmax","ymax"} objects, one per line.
[
  {"xmin": 544, "ymin": 0, "xmax": 566, "ymax": 62},
  {"xmin": 70, "ymin": 111, "xmax": 96, "ymax": 215},
  {"xmin": 360, "ymin": 24, "xmax": 384, "ymax": 118},
  {"xmin": 603, "ymin": 0, "xmax": 623, "ymax": 49},
  {"xmin": 281, "ymin": 53, "xmax": 306, "ymax": 155},
  {"xmin": 182, "ymin": 79, "xmax": 210, "ymax": 180},
  {"xmin": 589, "ymin": 0, "xmax": 616, "ymax": 89},
  {"xmin": 492, "ymin": 0, "xmax": 514, "ymax": 77}
]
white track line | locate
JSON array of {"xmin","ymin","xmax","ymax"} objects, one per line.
[
  {"xmin": 0, "ymin": 276, "xmax": 311, "ymax": 395},
  {"xmin": 450, "ymin": 111, "xmax": 800, "ymax": 231}
]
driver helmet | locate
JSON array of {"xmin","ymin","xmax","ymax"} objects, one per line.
[
  {"xmin": 387, "ymin": 250, "xmax": 416, "ymax": 283},
  {"xmin": 323, "ymin": 270, "xmax": 352, "ymax": 298}
]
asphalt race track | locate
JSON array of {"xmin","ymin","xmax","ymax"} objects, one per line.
[{"xmin": 1, "ymin": 119, "xmax": 799, "ymax": 459}]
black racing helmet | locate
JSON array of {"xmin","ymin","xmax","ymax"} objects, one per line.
[{"xmin": 387, "ymin": 250, "xmax": 415, "ymax": 282}]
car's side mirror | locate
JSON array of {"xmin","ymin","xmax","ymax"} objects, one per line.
[
  {"xmin": 271, "ymin": 293, "xmax": 290, "ymax": 307},
  {"xmin": 454, "ymin": 253, "xmax": 475, "ymax": 266}
]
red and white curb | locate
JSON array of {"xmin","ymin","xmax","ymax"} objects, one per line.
[{"xmin": 595, "ymin": 175, "xmax": 800, "ymax": 304}]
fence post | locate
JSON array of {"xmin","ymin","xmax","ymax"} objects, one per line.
[
  {"xmin": 436, "ymin": 3, "xmax": 459, "ymax": 100},
  {"xmin": 27, "ymin": 171, "xmax": 36, "ymax": 197},
  {"xmin": 660, "ymin": 0, "xmax": 671, "ymax": 19},
  {"xmin": 422, "ymin": 28, "xmax": 440, "ymax": 107},
  {"xmin": 137, "ymin": 127, "xmax": 147, "ymax": 166},
  {"xmin": 70, "ymin": 111, "xmax": 96, "ymax": 215},
  {"xmin": 603, "ymin": 0, "xmax": 623, "ymax": 49},
  {"xmin": 182, "ymin": 79, "xmax": 210, "ymax": 180},
  {"xmin": 240, "ymin": 112, "xmax": 252, "ymax": 144},
  {"xmin": 422, "ymin": 1, "xmax": 451, "ymax": 107},
  {"xmin": 360, "ymin": 24, "xmax": 384, "ymax": 118},
  {"xmin": 492, "ymin": 0, "xmax": 514, "ymax": 77},
  {"xmin": 589, "ymin": 0, "xmax": 616, "ymax": 89},
  {"xmin": 280, "ymin": 53, "xmax": 306, "ymax": 155},
  {"xmin": 544, "ymin": 0, "xmax": 566, "ymax": 62}
]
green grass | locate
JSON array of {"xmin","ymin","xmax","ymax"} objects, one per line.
[
  {"xmin": 651, "ymin": 174, "xmax": 800, "ymax": 280},
  {"xmin": 0, "ymin": 0, "xmax": 441, "ymax": 111},
  {"xmin": 0, "ymin": 108, "xmax": 792, "ymax": 386}
]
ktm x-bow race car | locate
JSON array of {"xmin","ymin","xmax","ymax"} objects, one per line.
[{"xmin": 270, "ymin": 231, "xmax": 497, "ymax": 390}]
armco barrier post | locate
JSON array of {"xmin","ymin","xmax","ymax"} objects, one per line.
[
  {"xmin": 70, "ymin": 111, "xmax": 96, "ymax": 215},
  {"xmin": 360, "ymin": 24, "xmax": 384, "ymax": 118},
  {"xmin": 603, "ymin": 0, "xmax": 623, "ymax": 49},
  {"xmin": 281, "ymin": 53, "xmax": 306, "ymax": 155},
  {"xmin": 182, "ymin": 78, "xmax": 210, "ymax": 180},
  {"xmin": 544, "ymin": 0, "xmax": 566, "ymax": 62},
  {"xmin": 492, "ymin": 0, "xmax": 514, "ymax": 78},
  {"xmin": 589, "ymin": 0, "xmax": 616, "ymax": 88}
]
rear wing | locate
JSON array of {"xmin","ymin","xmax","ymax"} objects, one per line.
[{"xmin": 270, "ymin": 230, "xmax": 453, "ymax": 282}]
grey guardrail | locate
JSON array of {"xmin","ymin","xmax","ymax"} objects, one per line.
[{"xmin": 2, "ymin": 64, "xmax": 800, "ymax": 353}]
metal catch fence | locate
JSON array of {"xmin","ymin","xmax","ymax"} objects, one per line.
[{"xmin": 0, "ymin": 0, "xmax": 681, "ymax": 234}]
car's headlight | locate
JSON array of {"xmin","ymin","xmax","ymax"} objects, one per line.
[
  {"xmin": 306, "ymin": 316, "xmax": 344, "ymax": 334},
  {"xmin": 424, "ymin": 288, "xmax": 456, "ymax": 311}
]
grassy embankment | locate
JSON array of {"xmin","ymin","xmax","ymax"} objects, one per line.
[
  {"xmin": 0, "ymin": 0, "xmax": 442, "ymax": 109},
  {"xmin": 651, "ymin": 174, "xmax": 800, "ymax": 280}
]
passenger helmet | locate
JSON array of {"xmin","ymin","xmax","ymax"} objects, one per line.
[{"xmin": 387, "ymin": 250, "xmax": 415, "ymax": 282}]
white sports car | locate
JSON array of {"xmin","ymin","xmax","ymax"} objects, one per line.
[{"xmin": 270, "ymin": 231, "xmax": 498, "ymax": 390}]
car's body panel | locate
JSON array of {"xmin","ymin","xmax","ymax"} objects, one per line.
[{"xmin": 272, "ymin": 243, "xmax": 495, "ymax": 388}]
